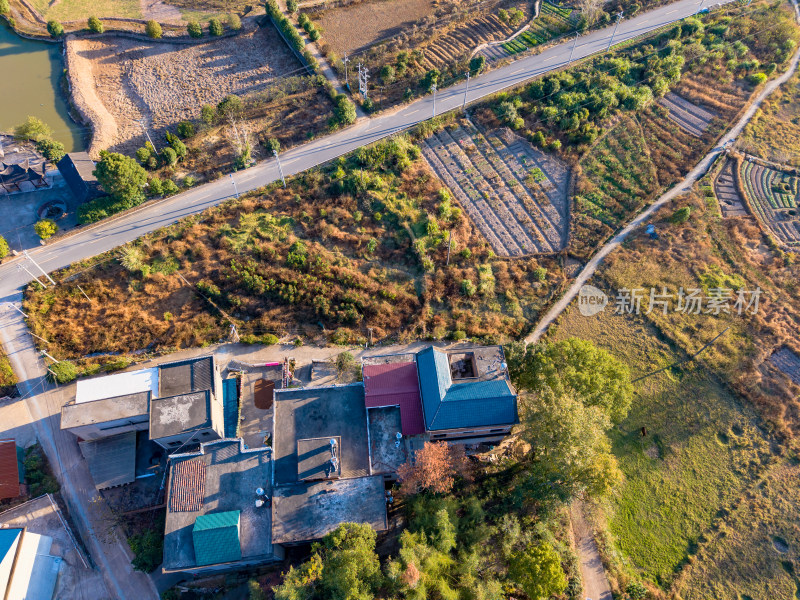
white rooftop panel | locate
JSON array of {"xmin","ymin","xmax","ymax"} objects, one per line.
[{"xmin": 75, "ymin": 367, "xmax": 159, "ymax": 404}]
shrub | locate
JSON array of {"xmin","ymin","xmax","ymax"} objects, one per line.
[
  {"xmin": 261, "ymin": 333, "xmax": 279, "ymax": 345},
  {"xmin": 461, "ymin": 279, "xmax": 477, "ymax": 297},
  {"xmin": 87, "ymin": 16, "xmax": 104, "ymax": 33},
  {"xmin": 227, "ymin": 13, "xmax": 242, "ymax": 30},
  {"xmin": 0, "ymin": 235, "xmax": 9, "ymax": 259},
  {"xmin": 209, "ymin": 18, "xmax": 223, "ymax": 36},
  {"xmin": 148, "ymin": 177, "xmax": 164, "ymax": 196},
  {"xmin": 380, "ymin": 64, "xmax": 395, "ymax": 84},
  {"xmin": 533, "ymin": 266, "xmax": 547, "ymax": 281},
  {"xmin": 469, "ymin": 55, "xmax": 486, "ymax": 74},
  {"xmin": 183, "ymin": 175, "xmax": 196, "ymax": 187},
  {"xmin": 135, "ymin": 146, "xmax": 151, "ymax": 164},
  {"xmin": 626, "ymin": 582, "xmax": 648, "ymax": 599},
  {"xmin": 77, "ymin": 195, "xmax": 127, "ymax": 224},
  {"xmin": 670, "ymin": 206, "xmax": 692, "ymax": 225},
  {"xmin": 176, "ymin": 120, "xmax": 195, "ymax": 138},
  {"xmin": 748, "ymin": 72, "xmax": 768, "ymax": 85},
  {"xmin": 201, "ymin": 104, "xmax": 216, "ymax": 124},
  {"xmin": 34, "ymin": 219, "xmax": 58, "ymax": 240},
  {"xmin": 50, "ymin": 361, "xmax": 78, "ymax": 384},
  {"xmin": 24, "ymin": 445, "xmax": 58, "ymax": 495},
  {"xmin": 308, "ymin": 28, "xmax": 321, "ymax": 42},
  {"xmin": 298, "ymin": 13, "xmax": 310, "ymax": 27},
  {"xmin": 162, "ymin": 179, "xmax": 179, "ymax": 195},
  {"xmin": 36, "ymin": 139, "xmax": 65, "ymax": 163},
  {"xmin": 452, "ymin": 330, "xmax": 467, "ymax": 341},
  {"xmin": 187, "ymin": 20, "xmax": 202, "ymax": 37},
  {"xmin": 333, "ymin": 94, "xmax": 357, "ymax": 126},
  {"xmin": 103, "ymin": 356, "xmax": 132, "ymax": 372},
  {"xmin": 145, "ymin": 20, "xmax": 162, "ymax": 39},
  {"xmin": 0, "ymin": 0, "xmax": 8, "ymax": 15},
  {"xmin": 161, "ymin": 146, "xmax": 177, "ymax": 166},
  {"xmin": 47, "ymin": 20, "xmax": 64, "ymax": 38},
  {"xmin": 129, "ymin": 528, "xmax": 163, "ymax": 572},
  {"xmin": 287, "ymin": 0, "xmax": 298, "ymax": 12},
  {"xmin": 248, "ymin": 579, "xmax": 267, "ymax": 600}
]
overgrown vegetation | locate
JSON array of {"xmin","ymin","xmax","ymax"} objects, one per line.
[
  {"xmin": 24, "ymin": 444, "xmax": 59, "ymax": 496},
  {"xmin": 24, "ymin": 133, "xmax": 561, "ymax": 360}
]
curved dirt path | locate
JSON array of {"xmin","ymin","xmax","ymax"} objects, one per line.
[{"xmin": 526, "ymin": 33, "xmax": 800, "ymax": 344}]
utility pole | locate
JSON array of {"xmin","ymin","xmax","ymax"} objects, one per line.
[
  {"xmin": 343, "ymin": 53, "xmax": 350, "ymax": 90},
  {"xmin": 41, "ymin": 350, "xmax": 59, "ymax": 363},
  {"xmin": 18, "ymin": 264, "xmax": 45, "ymax": 289},
  {"xmin": 274, "ymin": 149, "xmax": 286, "ymax": 188},
  {"xmin": 446, "ymin": 230, "xmax": 453, "ymax": 265},
  {"xmin": 569, "ymin": 31, "xmax": 579, "ymax": 65},
  {"xmin": 230, "ymin": 173, "xmax": 240, "ymax": 199},
  {"xmin": 431, "ymin": 82, "xmax": 437, "ymax": 118},
  {"xmin": 358, "ymin": 63, "xmax": 369, "ymax": 100},
  {"xmin": 607, "ymin": 11, "xmax": 623, "ymax": 52},
  {"xmin": 1, "ymin": 302, "xmax": 28, "ymax": 318},
  {"xmin": 229, "ymin": 323, "xmax": 240, "ymax": 343},
  {"xmin": 23, "ymin": 250, "xmax": 56, "ymax": 286},
  {"xmin": 462, "ymin": 71, "xmax": 470, "ymax": 110},
  {"xmin": 138, "ymin": 117, "xmax": 158, "ymax": 152},
  {"xmin": 76, "ymin": 284, "xmax": 90, "ymax": 302}
]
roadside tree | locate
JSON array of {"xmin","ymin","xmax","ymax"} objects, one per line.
[
  {"xmin": 93, "ymin": 151, "xmax": 148, "ymax": 208},
  {"xmin": 509, "ymin": 542, "xmax": 568, "ymax": 600},
  {"xmin": 0, "ymin": 236, "xmax": 9, "ymax": 259},
  {"xmin": 333, "ymin": 95, "xmax": 357, "ymax": 126},
  {"xmin": 34, "ymin": 219, "xmax": 58, "ymax": 240}
]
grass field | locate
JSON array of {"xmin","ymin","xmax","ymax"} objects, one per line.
[
  {"xmin": 551, "ymin": 303, "xmax": 774, "ymax": 590},
  {"xmin": 742, "ymin": 73, "xmax": 800, "ymax": 167},
  {"xmin": 675, "ymin": 460, "xmax": 800, "ymax": 600},
  {"xmin": 28, "ymin": 0, "xmax": 143, "ymax": 21}
]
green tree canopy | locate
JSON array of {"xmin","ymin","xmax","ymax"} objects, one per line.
[
  {"xmin": 0, "ymin": 235, "xmax": 9, "ymax": 260},
  {"xmin": 520, "ymin": 389, "xmax": 622, "ymax": 501},
  {"xmin": 508, "ymin": 337, "xmax": 633, "ymax": 423},
  {"xmin": 14, "ymin": 117, "xmax": 53, "ymax": 143},
  {"xmin": 508, "ymin": 542, "xmax": 567, "ymax": 600},
  {"xmin": 93, "ymin": 151, "xmax": 148, "ymax": 208},
  {"xmin": 34, "ymin": 219, "xmax": 58, "ymax": 240},
  {"xmin": 47, "ymin": 20, "xmax": 64, "ymax": 38}
]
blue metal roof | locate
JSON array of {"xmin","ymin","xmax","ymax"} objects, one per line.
[
  {"xmin": 222, "ymin": 379, "xmax": 239, "ymax": 438},
  {"xmin": 416, "ymin": 347, "xmax": 517, "ymax": 431}
]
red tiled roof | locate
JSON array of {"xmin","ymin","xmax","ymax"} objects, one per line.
[
  {"xmin": 169, "ymin": 459, "xmax": 206, "ymax": 512},
  {"xmin": 363, "ymin": 363, "xmax": 425, "ymax": 436},
  {"xmin": 0, "ymin": 440, "xmax": 21, "ymax": 501}
]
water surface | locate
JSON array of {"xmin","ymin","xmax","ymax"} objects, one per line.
[{"xmin": 0, "ymin": 21, "xmax": 85, "ymax": 152}]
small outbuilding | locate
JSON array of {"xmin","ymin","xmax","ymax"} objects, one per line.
[{"xmin": 56, "ymin": 152, "xmax": 102, "ymax": 202}]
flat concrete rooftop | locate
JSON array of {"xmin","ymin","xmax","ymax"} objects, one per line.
[
  {"xmin": 273, "ymin": 385, "xmax": 369, "ymax": 486},
  {"xmin": 163, "ymin": 440, "xmax": 273, "ymax": 571},
  {"xmin": 368, "ymin": 406, "xmax": 407, "ymax": 475},
  {"xmin": 60, "ymin": 391, "xmax": 150, "ymax": 430},
  {"xmin": 272, "ymin": 475, "xmax": 387, "ymax": 544},
  {"xmin": 150, "ymin": 391, "xmax": 211, "ymax": 440}
]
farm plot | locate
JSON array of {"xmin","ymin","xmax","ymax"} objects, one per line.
[
  {"xmin": 674, "ymin": 71, "xmax": 749, "ymax": 123},
  {"xmin": 739, "ymin": 160, "xmax": 800, "ymax": 247},
  {"xmin": 422, "ymin": 121, "xmax": 570, "ymax": 257},
  {"xmin": 658, "ymin": 92, "xmax": 718, "ymax": 137},
  {"xmin": 713, "ymin": 159, "xmax": 748, "ymax": 217},
  {"xmin": 497, "ymin": 2, "xmax": 575, "ymax": 58},
  {"xmin": 421, "ymin": 13, "xmax": 516, "ymax": 70},
  {"xmin": 769, "ymin": 347, "xmax": 800, "ymax": 385}
]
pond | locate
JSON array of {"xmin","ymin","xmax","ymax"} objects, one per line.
[{"xmin": 0, "ymin": 21, "xmax": 86, "ymax": 152}]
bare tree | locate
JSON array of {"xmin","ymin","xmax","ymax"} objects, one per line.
[{"xmin": 576, "ymin": 0, "xmax": 604, "ymax": 26}]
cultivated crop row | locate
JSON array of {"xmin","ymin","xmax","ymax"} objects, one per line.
[
  {"xmin": 657, "ymin": 92, "xmax": 717, "ymax": 137},
  {"xmin": 422, "ymin": 123, "xmax": 570, "ymax": 256},
  {"xmin": 740, "ymin": 161, "xmax": 800, "ymax": 245},
  {"xmin": 713, "ymin": 160, "xmax": 748, "ymax": 217},
  {"xmin": 500, "ymin": 3, "xmax": 574, "ymax": 56}
]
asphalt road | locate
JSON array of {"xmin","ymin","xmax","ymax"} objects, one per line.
[{"xmin": 0, "ymin": 0, "xmax": 733, "ymax": 302}]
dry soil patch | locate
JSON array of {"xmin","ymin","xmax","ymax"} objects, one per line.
[{"xmin": 66, "ymin": 24, "xmax": 301, "ymax": 156}]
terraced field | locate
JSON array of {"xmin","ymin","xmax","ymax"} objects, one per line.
[
  {"xmin": 658, "ymin": 92, "xmax": 718, "ymax": 137},
  {"xmin": 494, "ymin": 2, "xmax": 575, "ymax": 59},
  {"xmin": 713, "ymin": 159, "xmax": 748, "ymax": 217},
  {"xmin": 739, "ymin": 160, "xmax": 800, "ymax": 246},
  {"xmin": 422, "ymin": 14, "xmax": 517, "ymax": 69},
  {"xmin": 422, "ymin": 121, "xmax": 570, "ymax": 257}
]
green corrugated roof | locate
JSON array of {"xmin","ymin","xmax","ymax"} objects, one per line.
[
  {"xmin": 192, "ymin": 510, "xmax": 241, "ymax": 566},
  {"xmin": 222, "ymin": 379, "xmax": 239, "ymax": 438}
]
